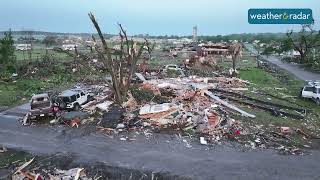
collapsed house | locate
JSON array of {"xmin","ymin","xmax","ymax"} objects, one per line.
[{"xmin": 198, "ymin": 43, "xmax": 230, "ymax": 56}]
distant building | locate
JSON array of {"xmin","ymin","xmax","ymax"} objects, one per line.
[
  {"xmin": 62, "ymin": 44, "xmax": 77, "ymax": 51},
  {"xmin": 199, "ymin": 43, "xmax": 230, "ymax": 55},
  {"xmin": 253, "ymin": 40, "xmax": 260, "ymax": 44},
  {"xmin": 259, "ymin": 43, "xmax": 266, "ymax": 48},
  {"xmin": 181, "ymin": 38, "xmax": 193, "ymax": 44},
  {"xmin": 15, "ymin": 44, "xmax": 31, "ymax": 51},
  {"xmin": 287, "ymin": 50, "xmax": 301, "ymax": 58}
]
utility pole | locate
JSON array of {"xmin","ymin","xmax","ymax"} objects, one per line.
[{"xmin": 23, "ymin": 29, "xmax": 33, "ymax": 62}]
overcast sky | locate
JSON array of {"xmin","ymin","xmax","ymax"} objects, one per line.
[{"xmin": 0, "ymin": 0, "xmax": 319, "ymax": 35}]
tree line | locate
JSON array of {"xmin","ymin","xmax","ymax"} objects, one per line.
[
  {"xmin": 0, "ymin": 29, "xmax": 16, "ymax": 73},
  {"xmin": 261, "ymin": 25, "xmax": 320, "ymax": 69}
]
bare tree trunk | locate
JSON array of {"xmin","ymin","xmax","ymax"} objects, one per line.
[
  {"xmin": 27, "ymin": 31, "xmax": 33, "ymax": 61},
  {"xmin": 45, "ymin": 44, "xmax": 48, "ymax": 55},
  {"xmin": 300, "ymin": 52, "xmax": 306, "ymax": 64},
  {"xmin": 229, "ymin": 43, "xmax": 242, "ymax": 77},
  {"xmin": 74, "ymin": 46, "xmax": 78, "ymax": 62},
  {"xmin": 88, "ymin": 13, "xmax": 148, "ymax": 105},
  {"xmin": 232, "ymin": 56, "xmax": 236, "ymax": 72}
]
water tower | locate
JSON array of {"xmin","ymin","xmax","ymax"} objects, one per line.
[{"xmin": 193, "ymin": 26, "xmax": 198, "ymax": 42}]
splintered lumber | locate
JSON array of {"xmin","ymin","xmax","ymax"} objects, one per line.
[
  {"xmin": 213, "ymin": 89, "xmax": 306, "ymax": 113},
  {"xmin": 212, "ymin": 90, "xmax": 305, "ymax": 119},
  {"xmin": 14, "ymin": 157, "xmax": 35, "ymax": 175},
  {"xmin": 222, "ymin": 95, "xmax": 304, "ymax": 119},
  {"xmin": 74, "ymin": 168, "xmax": 84, "ymax": 180},
  {"xmin": 22, "ymin": 113, "xmax": 30, "ymax": 125},
  {"xmin": 135, "ymin": 73, "xmax": 147, "ymax": 82},
  {"xmin": 205, "ymin": 91, "xmax": 256, "ymax": 118}
]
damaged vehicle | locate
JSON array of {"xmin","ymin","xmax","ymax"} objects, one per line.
[
  {"xmin": 163, "ymin": 64, "xmax": 183, "ymax": 72},
  {"xmin": 57, "ymin": 89, "xmax": 92, "ymax": 111},
  {"xmin": 301, "ymin": 85, "xmax": 320, "ymax": 105},
  {"xmin": 29, "ymin": 93, "xmax": 54, "ymax": 119},
  {"xmin": 162, "ymin": 64, "xmax": 185, "ymax": 76},
  {"xmin": 301, "ymin": 81, "xmax": 320, "ymax": 105}
]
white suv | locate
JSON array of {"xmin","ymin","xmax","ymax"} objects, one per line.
[
  {"xmin": 301, "ymin": 82, "xmax": 320, "ymax": 105},
  {"xmin": 57, "ymin": 89, "xmax": 92, "ymax": 110}
]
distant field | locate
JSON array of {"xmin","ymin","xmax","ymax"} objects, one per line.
[
  {"xmin": 15, "ymin": 49, "xmax": 71, "ymax": 60},
  {"xmin": 16, "ymin": 49, "xmax": 45, "ymax": 61},
  {"xmin": 142, "ymin": 50, "xmax": 189, "ymax": 68},
  {"xmin": 14, "ymin": 47, "xmax": 80, "ymax": 67}
]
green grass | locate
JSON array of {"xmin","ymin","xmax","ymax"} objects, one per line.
[
  {"xmin": 0, "ymin": 61, "xmax": 104, "ymax": 107},
  {"xmin": 215, "ymin": 50, "xmax": 320, "ymax": 148},
  {"xmin": 15, "ymin": 49, "xmax": 45, "ymax": 61},
  {"xmin": 0, "ymin": 45, "xmax": 107, "ymax": 107},
  {"xmin": 14, "ymin": 49, "xmax": 73, "ymax": 67},
  {"xmin": 140, "ymin": 50, "xmax": 183, "ymax": 68},
  {"xmin": 0, "ymin": 77, "xmax": 73, "ymax": 106},
  {"xmin": 238, "ymin": 106, "xmax": 304, "ymax": 127},
  {"xmin": 239, "ymin": 68, "xmax": 280, "ymax": 86},
  {"xmin": 219, "ymin": 56, "xmax": 258, "ymax": 70},
  {"xmin": 236, "ymin": 60, "xmax": 319, "ymax": 114}
]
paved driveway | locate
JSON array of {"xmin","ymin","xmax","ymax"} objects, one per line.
[{"xmin": 244, "ymin": 44, "xmax": 320, "ymax": 81}]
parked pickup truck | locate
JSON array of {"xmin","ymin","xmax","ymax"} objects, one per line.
[
  {"xmin": 301, "ymin": 81, "xmax": 320, "ymax": 105},
  {"xmin": 29, "ymin": 93, "xmax": 54, "ymax": 119},
  {"xmin": 57, "ymin": 89, "xmax": 92, "ymax": 111}
]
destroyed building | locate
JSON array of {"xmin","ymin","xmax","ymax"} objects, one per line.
[{"xmin": 198, "ymin": 43, "xmax": 231, "ymax": 56}]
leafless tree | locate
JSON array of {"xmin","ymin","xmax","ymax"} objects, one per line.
[
  {"xmin": 141, "ymin": 39, "xmax": 155, "ymax": 74},
  {"xmin": 43, "ymin": 36, "xmax": 57, "ymax": 55},
  {"xmin": 88, "ymin": 13, "xmax": 148, "ymax": 105},
  {"xmin": 228, "ymin": 43, "xmax": 242, "ymax": 76}
]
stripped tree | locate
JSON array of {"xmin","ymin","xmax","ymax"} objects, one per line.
[
  {"xmin": 228, "ymin": 43, "xmax": 242, "ymax": 76},
  {"xmin": 88, "ymin": 13, "xmax": 148, "ymax": 105},
  {"xmin": 141, "ymin": 39, "xmax": 155, "ymax": 74}
]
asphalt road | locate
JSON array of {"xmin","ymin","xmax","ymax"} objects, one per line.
[
  {"xmin": 244, "ymin": 44, "xmax": 320, "ymax": 81},
  {"xmin": 1, "ymin": 105, "xmax": 320, "ymax": 180}
]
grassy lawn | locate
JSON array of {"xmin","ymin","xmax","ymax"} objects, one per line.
[
  {"xmin": 240, "ymin": 68, "xmax": 280, "ymax": 85},
  {"xmin": 221, "ymin": 53, "xmax": 314, "ymax": 110},
  {"xmin": 236, "ymin": 57, "xmax": 318, "ymax": 113},
  {"xmin": 0, "ymin": 49, "xmax": 90, "ymax": 106},
  {"xmin": 15, "ymin": 49, "xmax": 72, "ymax": 64},
  {"xmin": 141, "ymin": 50, "xmax": 185, "ymax": 68},
  {"xmin": 0, "ymin": 50, "xmax": 104, "ymax": 107},
  {"xmin": 0, "ymin": 75, "xmax": 75, "ymax": 107},
  {"xmin": 216, "ymin": 50, "xmax": 320, "ymax": 148},
  {"xmin": 15, "ymin": 49, "xmax": 46, "ymax": 61}
]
